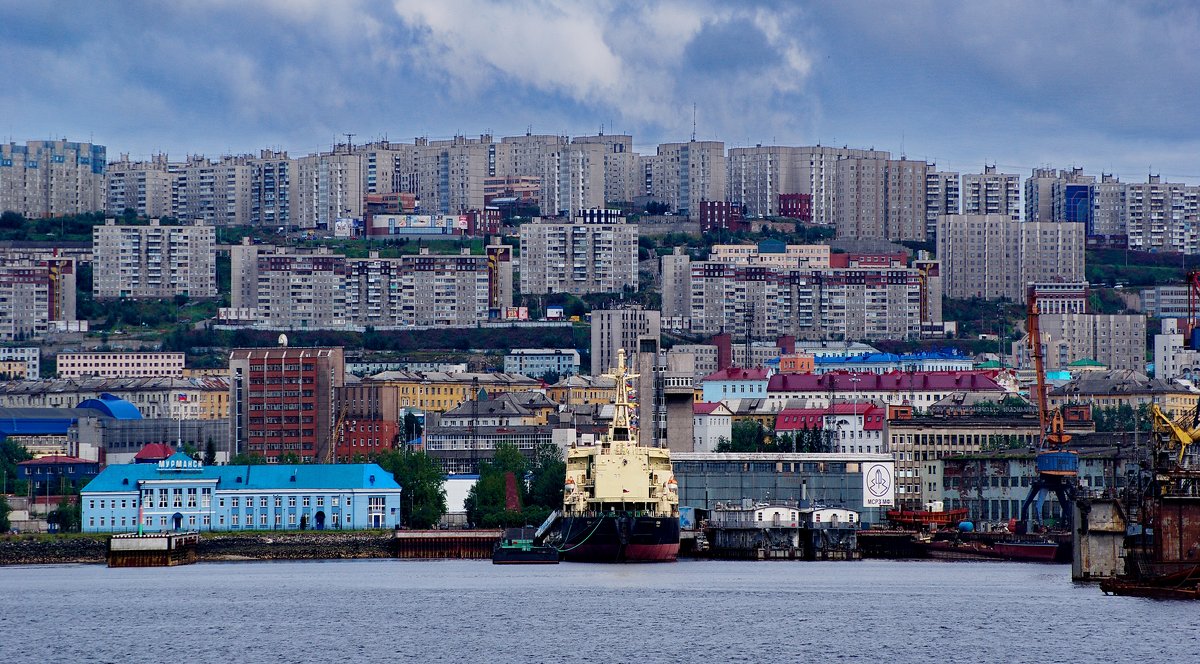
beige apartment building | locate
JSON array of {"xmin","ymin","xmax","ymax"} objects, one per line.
[
  {"xmin": 106, "ymin": 154, "xmax": 174, "ymax": 218},
  {"xmin": 171, "ymin": 156, "xmax": 254, "ymax": 226},
  {"xmin": 834, "ymin": 158, "xmax": 929, "ymax": 241},
  {"xmin": 1012, "ymin": 313, "xmax": 1146, "ymax": 373},
  {"xmin": 571, "ymin": 134, "xmax": 639, "ymax": 205},
  {"xmin": 590, "ymin": 307, "xmax": 661, "ymax": 376},
  {"xmin": 726, "ymin": 145, "xmax": 890, "ymax": 224},
  {"xmin": 293, "ymin": 143, "xmax": 364, "ymax": 228},
  {"xmin": 962, "ymin": 165, "xmax": 1021, "ymax": 221},
  {"xmin": 519, "ymin": 211, "xmax": 638, "ymax": 296},
  {"xmin": 937, "ymin": 214, "xmax": 1085, "ymax": 301},
  {"xmin": 0, "ymin": 139, "xmax": 106, "ymax": 217},
  {"xmin": 56, "ymin": 352, "xmax": 186, "ymax": 379},
  {"xmin": 0, "ymin": 376, "xmax": 231, "ymax": 419},
  {"xmin": 925, "ymin": 168, "xmax": 960, "ymax": 238},
  {"xmin": 647, "ymin": 140, "xmax": 726, "ymax": 219},
  {"xmin": 92, "ymin": 219, "xmax": 217, "ymax": 299}
]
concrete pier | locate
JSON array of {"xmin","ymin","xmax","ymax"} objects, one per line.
[
  {"xmin": 392, "ymin": 529, "xmax": 503, "ymax": 559},
  {"xmin": 107, "ymin": 532, "xmax": 200, "ymax": 567}
]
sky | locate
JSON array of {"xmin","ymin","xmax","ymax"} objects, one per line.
[{"xmin": 2, "ymin": 0, "xmax": 1198, "ymax": 182}]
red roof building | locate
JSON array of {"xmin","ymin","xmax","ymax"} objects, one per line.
[
  {"xmin": 767, "ymin": 371, "xmax": 1007, "ymax": 410},
  {"xmin": 133, "ymin": 443, "xmax": 175, "ymax": 463}
]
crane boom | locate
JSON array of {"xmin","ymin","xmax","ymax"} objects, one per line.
[{"xmin": 1027, "ymin": 285, "xmax": 1049, "ymax": 435}]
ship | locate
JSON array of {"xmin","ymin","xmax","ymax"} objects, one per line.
[{"xmin": 541, "ymin": 349, "xmax": 680, "ymax": 562}]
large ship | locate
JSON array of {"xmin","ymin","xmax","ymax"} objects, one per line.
[{"xmin": 542, "ymin": 350, "xmax": 680, "ymax": 562}]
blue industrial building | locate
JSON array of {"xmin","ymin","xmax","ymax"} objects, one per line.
[
  {"xmin": 81, "ymin": 453, "xmax": 404, "ymax": 533},
  {"xmin": 0, "ymin": 393, "xmax": 142, "ymax": 442}
]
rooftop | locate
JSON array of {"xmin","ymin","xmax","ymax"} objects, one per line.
[
  {"xmin": 702, "ymin": 367, "xmax": 771, "ymax": 382},
  {"xmin": 769, "ymin": 371, "xmax": 1005, "ymax": 393},
  {"xmin": 84, "ymin": 461, "xmax": 401, "ymax": 494}
]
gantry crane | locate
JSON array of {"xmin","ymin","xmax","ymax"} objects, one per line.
[
  {"xmin": 1148, "ymin": 404, "xmax": 1198, "ymax": 468},
  {"xmin": 1019, "ymin": 285, "xmax": 1079, "ymax": 533}
]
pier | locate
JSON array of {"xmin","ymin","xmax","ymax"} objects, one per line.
[
  {"xmin": 107, "ymin": 532, "xmax": 200, "ymax": 567},
  {"xmin": 392, "ymin": 529, "xmax": 503, "ymax": 559}
]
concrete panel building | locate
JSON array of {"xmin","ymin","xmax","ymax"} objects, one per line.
[
  {"xmin": 504, "ymin": 348, "xmax": 581, "ymax": 378},
  {"xmin": 925, "ymin": 168, "xmax": 960, "ymax": 239},
  {"xmin": 171, "ymin": 156, "xmax": 254, "ymax": 226},
  {"xmin": 0, "ymin": 254, "xmax": 78, "ymax": 341},
  {"xmin": 962, "ymin": 165, "xmax": 1021, "ymax": 221},
  {"xmin": 105, "ymin": 154, "xmax": 174, "ymax": 218},
  {"xmin": 937, "ymin": 215, "xmax": 1085, "ymax": 301},
  {"xmin": 519, "ymin": 211, "xmax": 638, "ymax": 296},
  {"xmin": 1013, "ymin": 313, "xmax": 1146, "ymax": 373},
  {"xmin": 835, "ymin": 158, "xmax": 929, "ymax": 241},
  {"xmin": 649, "ymin": 140, "xmax": 726, "ymax": 219},
  {"xmin": 571, "ymin": 134, "xmax": 639, "ymax": 205},
  {"xmin": 92, "ymin": 219, "xmax": 217, "ymax": 299},
  {"xmin": 0, "ymin": 139, "xmax": 106, "ymax": 217}
]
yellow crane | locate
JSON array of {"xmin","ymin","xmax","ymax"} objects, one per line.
[
  {"xmin": 324, "ymin": 406, "xmax": 348, "ymax": 464},
  {"xmin": 1148, "ymin": 404, "xmax": 1197, "ymax": 466}
]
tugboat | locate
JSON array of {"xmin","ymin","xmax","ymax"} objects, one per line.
[
  {"xmin": 542, "ymin": 350, "xmax": 680, "ymax": 562},
  {"xmin": 492, "ymin": 535, "xmax": 560, "ymax": 565}
]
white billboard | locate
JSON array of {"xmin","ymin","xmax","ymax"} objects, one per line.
[{"xmin": 862, "ymin": 461, "xmax": 895, "ymax": 508}]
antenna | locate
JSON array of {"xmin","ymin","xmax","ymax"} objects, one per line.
[
  {"xmin": 343, "ymin": 133, "xmax": 356, "ymax": 149},
  {"xmin": 691, "ymin": 103, "xmax": 697, "ymax": 142}
]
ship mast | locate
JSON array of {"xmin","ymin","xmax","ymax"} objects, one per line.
[{"xmin": 604, "ymin": 349, "xmax": 638, "ymax": 445}]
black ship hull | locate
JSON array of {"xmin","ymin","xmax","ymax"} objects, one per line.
[{"xmin": 555, "ymin": 513, "xmax": 680, "ymax": 562}]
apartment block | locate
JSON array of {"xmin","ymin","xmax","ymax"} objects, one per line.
[
  {"xmin": 293, "ymin": 143, "xmax": 363, "ymax": 228},
  {"xmin": 345, "ymin": 249, "xmax": 498, "ymax": 327},
  {"xmin": 92, "ymin": 219, "xmax": 217, "ymax": 299},
  {"xmin": 1014, "ymin": 313, "xmax": 1146, "ymax": 372},
  {"xmin": 0, "ymin": 376, "xmax": 230, "ymax": 420},
  {"xmin": 835, "ymin": 158, "xmax": 929, "ymax": 241},
  {"xmin": 413, "ymin": 135, "xmax": 497, "ymax": 215},
  {"xmin": 245, "ymin": 150, "xmax": 293, "ymax": 228},
  {"xmin": 519, "ymin": 211, "xmax": 638, "ymax": 296},
  {"xmin": 0, "ymin": 139, "xmax": 106, "ymax": 217},
  {"xmin": 727, "ymin": 145, "xmax": 890, "ymax": 225},
  {"xmin": 686, "ymin": 252, "xmax": 934, "ymax": 342},
  {"xmin": 252, "ymin": 246, "xmax": 348, "ymax": 329},
  {"xmin": 1140, "ymin": 285, "xmax": 1189, "ymax": 319},
  {"xmin": 1125, "ymin": 175, "xmax": 1199, "ymax": 254},
  {"xmin": 1092, "ymin": 174, "xmax": 1127, "ymax": 237},
  {"xmin": 925, "ymin": 168, "xmax": 960, "ymax": 239},
  {"xmin": 937, "ymin": 214, "xmax": 1085, "ymax": 301},
  {"xmin": 571, "ymin": 134, "xmax": 639, "ymax": 205},
  {"xmin": 0, "ymin": 254, "xmax": 78, "ymax": 341},
  {"xmin": 229, "ymin": 347, "xmax": 345, "ymax": 462},
  {"xmin": 171, "ymin": 156, "xmax": 253, "ymax": 226},
  {"xmin": 648, "ymin": 140, "xmax": 726, "ymax": 219},
  {"xmin": 105, "ymin": 154, "xmax": 174, "ymax": 218},
  {"xmin": 962, "ymin": 165, "xmax": 1021, "ymax": 221},
  {"xmin": 660, "ymin": 247, "xmax": 693, "ymax": 322},
  {"xmin": 590, "ymin": 307, "xmax": 661, "ymax": 376},
  {"xmin": 56, "ymin": 352, "xmax": 186, "ymax": 379}
]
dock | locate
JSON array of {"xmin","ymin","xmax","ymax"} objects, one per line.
[
  {"xmin": 107, "ymin": 532, "xmax": 200, "ymax": 567},
  {"xmin": 391, "ymin": 529, "xmax": 503, "ymax": 559}
]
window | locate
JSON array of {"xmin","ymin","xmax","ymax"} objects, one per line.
[
  {"xmin": 219, "ymin": 515, "xmax": 225, "ymax": 526},
  {"xmin": 232, "ymin": 514, "xmax": 239, "ymax": 526},
  {"xmin": 158, "ymin": 489, "xmax": 168, "ymax": 508},
  {"xmin": 274, "ymin": 496, "xmax": 282, "ymax": 508},
  {"xmin": 331, "ymin": 513, "xmax": 340, "ymax": 527},
  {"xmin": 232, "ymin": 497, "xmax": 240, "ymax": 508},
  {"xmin": 188, "ymin": 515, "xmax": 197, "ymax": 527},
  {"xmin": 259, "ymin": 514, "xmax": 268, "ymax": 526},
  {"xmin": 332, "ymin": 496, "xmax": 340, "ymax": 507},
  {"xmin": 202, "ymin": 488, "xmax": 211, "ymax": 508},
  {"xmin": 289, "ymin": 514, "xmax": 297, "ymax": 526},
  {"xmin": 289, "ymin": 496, "xmax": 296, "ymax": 508},
  {"xmin": 89, "ymin": 500, "xmax": 95, "ymax": 509},
  {"xmin": 303, "ymin": 496, "xmax": 311, "ymax": 507},
  {"xmin": 187, "ymin": 488, "xmax": 197, "ymax": 508},
  {"xmin": 275, "ymin": 514, "xmax": 282, "ymax": 527},
  {"xmin": 316, "ymin": 496, "xmax": 324, "ymax": 507},
  {"xmin": 260, "ymin": 497, "xmax": 268, "ymax": 508},
  {"xmin": 173, "ymin": 488, "xmax": 183, "ymax": 508}
]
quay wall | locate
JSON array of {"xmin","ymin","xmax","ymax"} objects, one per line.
[{"xmin": 1, "ymin": 532, "xmax": 396, "ymax": 565}]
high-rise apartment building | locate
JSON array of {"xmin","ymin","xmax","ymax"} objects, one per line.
[
  {"xmin": 92, "ymin": 219, "xmax": 217, "ymax": 299},
  {"xmin": 925, "ymin": 168, "xmax": 960, "ymax": 239},
  {"xmin": 835, "ymin": 158, "xmax": 928, "ymax": 241},
  {"xmin": 105, "ymin": 154, "xmax": 174, "ymax": 218},
  {"xmin": 962, "ymin": 165, "xmax": 1021, "ymax": 221},
  {"xmin": 0, "ymin": 254, "xmax": 77, "ymax": 341},
  {"xmin": 1125, "ymin": 175, "xmax": 1199, "ymax": 254},
  {"xmin": 519, "ymin": 210, "xmax": 638, "ymax": 296},
  {"xmin": 293, "ymin": 143, "xmax": 363, "ymax": 228},
  {"xmin": 171, "ymin": 156, "xmax": 254, "ymax": 226},
  {"xmin": 1025, "ymin": 167, "xmax": 1096, "ymax": 225},
  {"xmin": 0, "ymin": 139, "xmax": 106, "ymax": 217},
  {"xmin": 937, "ymin": 214, "xmax": 1085, "ymax": 301},
  {"xmin": 648, "ymin": 141, "xmax": 726, "ymax": 219},
  {"xmin": 1014, "ymin": 313, "xmax": 1146, "ymax": 373},
  {"xmin": 229, "ymin": 347, "xmax": 345, "ymax": 462},
  {"xmin": 571, "ymin": 134, "xmax": 638, "ymax": 205},
  {"xmin": 590, "ymin": 307, "xmax": 661, "ymax": 376},
  {"xmin": 1092, "ymin": 174, "xmax": 1127, "ymax": 238},
  {"xmin": 244, "ymin": 150, "xmax": 293, "ymax": 228},
  {"xmin": 660, "ymin": 247, "xmax": 692, "ymax": 323},
  {"xmin": 725, "ymin": 145, "xmax": 890, "ymax": 224}
]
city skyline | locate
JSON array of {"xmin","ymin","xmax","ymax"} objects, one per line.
[{"xmin": 2, "ymin": 1, "xmax": 1198, "ymax": 183}]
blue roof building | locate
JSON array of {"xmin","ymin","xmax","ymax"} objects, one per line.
[
  {"xmin": 0, "ymin": 393, "xmax": 142, "ymax": 442},
  {"xmin": 812, "ymin": 350, "xmax": 974, "ymax": 375},
  {"xmin": 81, "ymin": 453, "xmax": 403, "ymax": 533}
]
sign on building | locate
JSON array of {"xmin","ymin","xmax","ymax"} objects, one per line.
[{"xmin": 862, "ymin": 461, "xmax": 895, "ymax": 508}]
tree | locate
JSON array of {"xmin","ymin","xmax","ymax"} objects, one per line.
[
  {"xmin": 229, "ymin": 452, "xmax": 267, "ymax": 465},
  {"xmin": 376, "ymin": 449, "xmax": 447, "ymax": 529},
  {"xmin": 182, "ymin": 442, "xmax": 200, "ymax": 461},
  {"xmin": 278, "ymin": 452, "xmax": 301, "ymax": 465},
  {"xmin": 0, "ymin": 495, "xmax": 11, "ymax": 533},
  {"xmin": 47, "ymin": 496, "xmax": 81, "ymax": 533},
  {"xmin": 525, "ymin": 443, "xmax": 566, "ymax": 524},
  {"xmin": 402, "ymin": 412, "xmax": 424, "ymax": 443},
  {"xmin": 203, "ymin": 439, "xmax": 217, "ymax": 465},
  {"xmin": 1, "ymin": 440, "xmax": 32, "ymax": 491},
  {"xmin": 464, "ymin": 443, "xmax": 528, "ymax": 528}
]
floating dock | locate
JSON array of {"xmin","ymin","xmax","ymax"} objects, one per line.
[
  {"xmin": 392, "ymin": 529, "xmax": 503, "ymax": 559},
  {"xmin": 107, "ymin": 532, "xmax": 200, "ymax": 567}
]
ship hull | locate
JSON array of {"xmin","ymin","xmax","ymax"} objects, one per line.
[{"xmin": 556, "ymin": 514, "xmax": 680, "ymax": 563}]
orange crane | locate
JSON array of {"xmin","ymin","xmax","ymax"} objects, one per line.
[{"xmin": 1018, "ymin": 285, "xmax": 1079, "ymax": 533}]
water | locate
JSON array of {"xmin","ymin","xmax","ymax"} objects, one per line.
[{"xmin": 2, "ymin": 559, "xmax": 1198, "ymax": 663}]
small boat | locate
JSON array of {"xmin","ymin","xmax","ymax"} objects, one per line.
[
  {"xmin": 1101, "ymin": 565, "xmax": 1200, "ymax": 600},
  {"xmin": 491, "ymin": 539, "xmax": 560, "ymax": 565}
]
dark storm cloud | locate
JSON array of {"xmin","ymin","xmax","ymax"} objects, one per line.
[{"xmin": 0, "ymin": 0, "xmax": 1195, "ymax": 180}]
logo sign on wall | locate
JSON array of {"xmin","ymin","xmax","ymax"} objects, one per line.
[{"xmin": 862, "ymin": 462, "xmax": 895, "ymax": 508}]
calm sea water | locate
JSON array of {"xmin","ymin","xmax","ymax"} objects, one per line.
[{"xmin": 2, "ymin": 559, "xmax": 1197, "ymax": 663}]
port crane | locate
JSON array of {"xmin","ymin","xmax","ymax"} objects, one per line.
[{"xmin": 1018, "ymin": 285, "xmax": 1079, "ymax": 533}]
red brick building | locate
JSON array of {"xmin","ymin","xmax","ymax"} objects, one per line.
[
  {"xmin": 778, "ymin": 193, "xmax": 813, "ymax": 222},
  {"xmin": 700, "ymin": 200, "xmax": 748, "ymax": 233},
  {"xmin": 229, "ymin": 347, "xmax": 345, "ymax": 463}
]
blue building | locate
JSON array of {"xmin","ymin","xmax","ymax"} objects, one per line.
[
  {"xmin": 81, "ymin": 453, "xmax": 403, "ymax": 533},
  {"xmin": 812, "ymin": 350, "xmax": 974, "ymax": 375},
  {"xmin": 700, "ymin": 367, "xmax": 771, "ymax": 403}
]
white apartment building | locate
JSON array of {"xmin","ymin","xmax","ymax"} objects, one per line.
[
  {"xmin": 519, "ymin": 211, "xmax": 638, "ymax": 296},
  {"xmin": 693, "ymin": 402, "xmax": 732, "ymax": 452},
  {"xmin": 962, "ymin": 165, "xmax": 1021, "ymax": 221},
  {"xmin": 57, "ymin": 352, "xmax": 186, "ymax": 379},
  {"xmin": 171, "ymin": 156, "xmax": 253, "ymax": 226},
  {"xmin": 925, "ymin": 168, "xmax": 960, "ymax": 239},
  {"xmin": 647, "ymin": 140, "xmax": 726, "ymax": 219},
  {"xmin": 1125, "ymin": 175, "xmax": 1199, "ymax": 254},
  {"xmin": 92, "ymin": 219, "xmax": 217, "ymax": 299},
  {"xmin": 937, "ymin": 215, "xmax": 1085, "ymax": 301},
  {"xmin": 1013, "ymin": 313, "xmax": 1146, "ymax": 372},
  {"xmin": 0, "ymin": 140, "xmax": 106, "ymax": 217},
  {"xmin": 106, "ymin": 154, "xmax": 174, "ymax": 218},
  {"xmin": 1092, "ymin": 174, "xmax": 1127, "ymax": 237}
]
